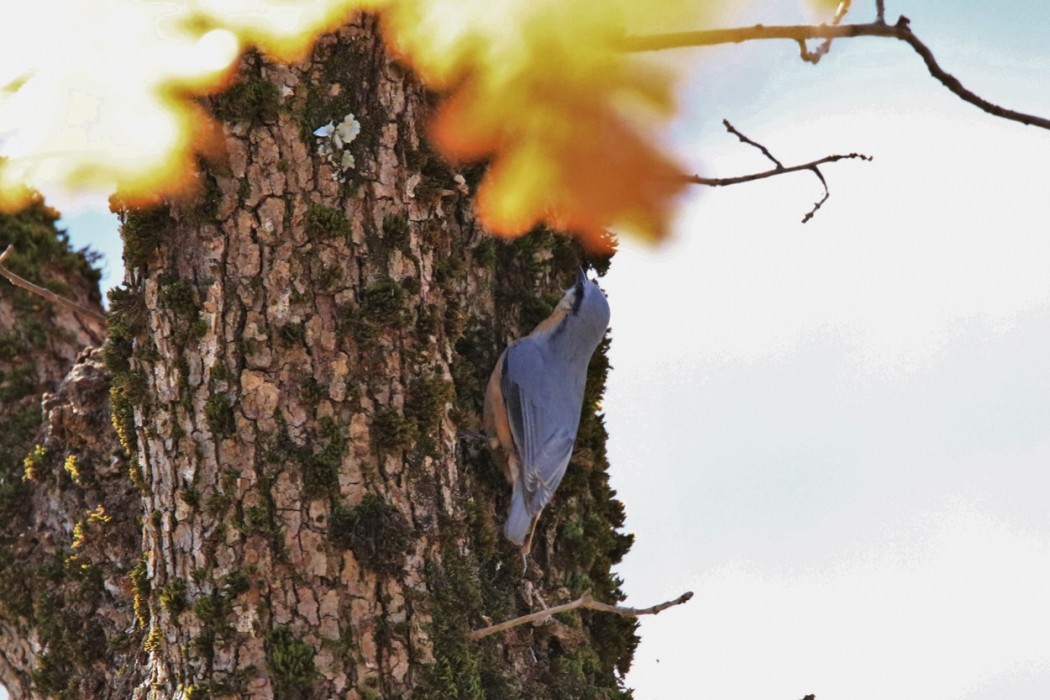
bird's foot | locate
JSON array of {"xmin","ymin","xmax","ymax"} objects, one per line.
[{"xmin": 457, "ymin": 429, "xmax": 489, "ymax": 445}]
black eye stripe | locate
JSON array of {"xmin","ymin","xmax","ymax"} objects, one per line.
[{"xmin": 572, "ymin": 280, "xmax": 585, "ymax": 313}]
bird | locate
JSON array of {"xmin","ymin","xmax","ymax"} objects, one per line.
[{"xmin": 483, "ymin": 267, "xmax": 611, "ymax": 555}]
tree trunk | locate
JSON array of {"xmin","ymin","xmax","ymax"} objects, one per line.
[{"xmin": 0, "ymin": 16, "xmax": 635, "ymax": 699}]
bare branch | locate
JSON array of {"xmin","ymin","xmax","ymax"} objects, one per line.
[
  {"xmin": 0, "ymin": 245, "xmax": 108, "ymax": 324},
  {"xmin": 722, "ymin": 119, "xmax": 783, "ymax": 168},
  {"xmin": 683, "ymin": 155, "xmax": 868, "ymax": 188},
  {"xmin": 876, "ymin": 0, "xmax": 886, "ymax": 24},
  {"xmin": 468, "ymin": 590, "xmax": 694, "ymax": 641},
  {"xmin": 686, "ymin": 122, "xmax": 872, "ymax": 223},
  {"xmin": 623, "ymin": 16, "xmax": 1050, "ymax": 132}
]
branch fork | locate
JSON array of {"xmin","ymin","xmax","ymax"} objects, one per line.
[{"xmin": 687, "ymin": 121, "xmax": 872, "ymax": 223}]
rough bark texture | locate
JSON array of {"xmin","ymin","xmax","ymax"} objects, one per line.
[
  {"xmin": 0, "ymin": 203, "xmax": 142, "ymax": 699},
  {"xmin": 0, "ymin": 17, "xmax": 635, "ymax": 699}
]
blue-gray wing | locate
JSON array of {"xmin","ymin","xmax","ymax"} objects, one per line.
[{"xmin": 501, "ymin": 337, "xmax": 583, "ymax": 515}]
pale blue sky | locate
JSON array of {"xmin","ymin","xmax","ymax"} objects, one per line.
[
  {"xmin": 605, "ymin": 1, "xmax": 1050, "ymax": 698},
  {"xmin": 13, "ymin": 1, "xmax": 1050, "ymax": 698}
]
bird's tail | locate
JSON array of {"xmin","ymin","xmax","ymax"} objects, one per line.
[{"xmin": 504, "ymin": 481, "xmax": 532, "ymax": 546}]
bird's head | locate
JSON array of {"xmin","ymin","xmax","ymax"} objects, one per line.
[{"xmin": 565, "ymin": 267, "xmax": 611, "ymax": 337}]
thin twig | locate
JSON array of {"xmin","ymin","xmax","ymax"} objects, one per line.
[
  {"xmin": 0, "ymin": 245, "xmax": 108, "ymax": 324},
  {"xmin": 469, "ymin": 590, "xmax": 693, "ymax": 641},
  {"xmin": 683, "ymin": 155, "xmax": 867, "ymax": 188},
  {"xmin": 722, "ymin": 119, "xmax": 783, "ymax": 168},
  {"xmin": 802, "ymin": 167, "xmax": 831, "ymax": 224},
  {"xmin": 623, "ymin": 17, "xmax": 1050, "ymax": 132},
  {"xmin": 686, "ymin": 122, "xmax": 872, "ymax": 223},
  {"xmin": 876, "ymin": 0, "xmax": 886, "ymax": 24}
]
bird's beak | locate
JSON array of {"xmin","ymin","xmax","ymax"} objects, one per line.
[{"xmin": 576, "ymin": 267, "xmax": 588, "ymax": 286}]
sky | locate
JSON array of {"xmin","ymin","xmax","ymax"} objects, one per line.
[
  {"xmin": 8, "ymin": 1, "xmax": 1050, "ymax": 698},
  {"xmin": 603, "ymin": 1, "xmax": 1050, "ymax": 698}
]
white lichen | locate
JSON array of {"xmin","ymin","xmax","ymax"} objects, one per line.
[{"xmin": 313, "ymin": 113, "xmax": 361, "ymax": 181}]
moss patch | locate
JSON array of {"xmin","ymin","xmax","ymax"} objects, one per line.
[
  {"xmin": 328, "ymin": 494, "xmax": 410, "ymax": 574},
  {"xmin": 265, "ymin": 626, "xmax": 317, "ymax": 696},
  {"xmin": 212, "ymin": 78, "xmax": 281, "ymax": 123}
]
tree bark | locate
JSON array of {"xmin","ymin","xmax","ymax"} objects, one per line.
[{"xmin": 1, "ymin": 16, "xmax": 635, "ymax": 700}]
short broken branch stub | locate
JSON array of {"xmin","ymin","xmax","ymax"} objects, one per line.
[{"xmin": 468, "ymin": 590, "xmax": 694, "ymax": 641}]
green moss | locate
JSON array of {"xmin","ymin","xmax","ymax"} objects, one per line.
[
  {"xmin": 31, "ymin": 649, "xmax": 75, "ymax": 696},
  {"xmin": 0, "ymin": 408, "xmax": 37, "ymax": 514},
  {"xmin": 473, "ymin": 237, "xmax": 497, "ymax": 267},
  {"xmin": 159, "ymin": 275, "xmax": 198, "ymax": 318},
  {"xmin": 194, "ymin": 590, "xmax": 233, "ymax": 635},
  {"xmin": 406, "ymin": 133, "xmax": 457, "ymax": 200},
  {"xmin": 0, "ymin": 365, "xmax": 36, "ymax": 404},
  {"xmin": 206, "ymin": 490, "xmax": 233, "ymax": 515},
  {"xmin": 278, "ymin": 322, "xmax": 306, "ymax": 345},
  {"xmin": 520, "ymin": 294, "xmax": 559, "ymax": 332},
  {"xmin": 317, "ymin": 263, "xmax": 343, "ymax": 291},
  {"xmin": 265, "ymin": 626, "xmax": 316, "ymax": 695},
  {"xmin": 301, "ymin": 416, "xmax": 344, "ymax": 498},
  {"xmin": 381, "ymin": 212, "xmax": 410, "ymax": 250},
  {"xmin": 444, "ymin": 300, "xmax": 468, "ymax": 342},
  {"xmin": 414, "ymin": 550, "xmax": 489, "ymax": 700},
  {"xmin": 305, "ymin": 203, "xmax": 351, "ymax": 241},
  {"xmin": 299, "ymin": 377, "xmax": 323, "ymax": 406},
  {"xmin": 102, "ymin": 329, "xmax": 134, "ymax": 378},
  {"xmin": 107, "ymin": 285, "xmax": 146, "ymax": 336},
  {"xmin": 104, "ymin": 283, "xmax": 151, "ymax": 465},
  {"xmin": 187, "ymin": 317, "xmax": 209, "ymax": 342},
  {"xmin": 244, "ymin": 505, "xmax": 274, "ymax": 533},
  {"xmin": 179, "ymin": 485, "xmax": 201, "ymax": 510},
  {"xmin": 405, "ymin": 375, "xmax": 454, "ymax": 447},
  {"xmin": 212, "ymin": 78, "xmax": 281, "ymax": 123},
  {"xmin": 121, "ymin": 205, "xmax": 170, "ymax": 269},
  {"xmin": 547, "ymin": 642, "xmax": 630, "ymax": 700},
  {"xmin": 204, "ymin": 394, "xmax": 234, "ymax": 437},
  {"xmin": 359, "ymin": 278, "xmax": 406, "ymax": 326},
  {"xmin": 159, "ymin": 578, "xmax": 187, "ymax": 615},
  {"xmin": 328, "ymin": 494, "xmax": 410, "ymax": 574},
  {"xmin": 338, "ymin": 276, "xmax": 412, "ymax": 346},
  {"xmin": 0, "ymin": 328, "xmax": 38, "ymax": 360},
  {"xmin": 222, "ymin": 569, "xmax": 250, "ymax": 597},
  {"xmin": 25, "ymin": 555, "xmax": 109, "ymax": 699},
  {"xmin": 433, "ymin": 256, "xmax": 466, "ymax": 287},
  {"xmin": 370, "ymin": 407, "xmax": 418, "ymax": 451}
]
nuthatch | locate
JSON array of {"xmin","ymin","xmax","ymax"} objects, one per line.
[{"xmin": 483, "ymin": 268, "xmax": 611, "ymax": 555}]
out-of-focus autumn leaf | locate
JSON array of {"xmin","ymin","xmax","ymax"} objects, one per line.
[
  {"xmin": 383, "ymin": 0, "xmax": 700, "ymax": 248},
  {"xmin": 1, "ymin": 0, "xmax": 705, "ymax": 247}
]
